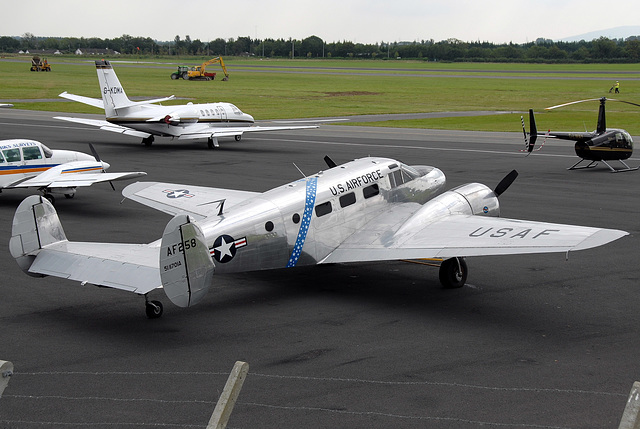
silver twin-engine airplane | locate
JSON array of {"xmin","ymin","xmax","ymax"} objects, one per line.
[
  {"xmin": 55, "ymin": 60, "xmax": 317, "ymax": 148},
  {"xmin": 0, "ymin": 139, "xmax": 145, "ymax": 203},
  {"xmin": 10, "ymin": 156, "xmax": 627, "ymax": 318}
]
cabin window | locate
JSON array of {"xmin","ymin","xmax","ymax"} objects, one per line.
[
  {"xmin": 363, "ymin": 184, "xmax": 379, "ymax": 199},
  {"xmin": 22, "ymin": 147, "xmax": 42, "ymax": 160},
  {"xmin": 315, "ymin": 201, "xmax": 332, "ymax": 217},
  {"xmin": 2, "ymin": 149, "xmax": 21, "ymax": 163},
  {"xmin": 292, "ymin": 213, "xmax": 300, "ymax": 224},
  {"xmin": 339, "ymin": 192, "xmax": 356, "ymax": 208},
  {"xmin": 265, "ymin": 221, "xmax": 274, "ymax": 232}
]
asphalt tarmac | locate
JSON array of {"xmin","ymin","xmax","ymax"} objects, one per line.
[{"xmin": 0, "ymin": 109, "xmax": 638, "ymax": 429}]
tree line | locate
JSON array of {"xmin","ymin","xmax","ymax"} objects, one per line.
[{"xmin": 3, "ymin": 33, "xmax": 640, "ymax": 62}]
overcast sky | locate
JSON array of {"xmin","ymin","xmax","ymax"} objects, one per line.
[{"xmin": 5, "ymin": 0, "xmax": 639, "ymax": 44}]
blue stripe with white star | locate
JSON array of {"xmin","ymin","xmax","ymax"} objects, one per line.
[{"xmin": 286, "ymin": 177, "xmax": 317, "ymax": 268}]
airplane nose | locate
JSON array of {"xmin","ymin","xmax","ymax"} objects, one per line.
[
  {"xmin": 246, "ymin": 113, "xmax": 255, "ymax": 123},
  {"xmin": 101, "ymin": 161, "xmax": 110, "ymax": 171},
  {"xmin": 430, "ymin": 167, "xmax": 446, "ymax": 189}
]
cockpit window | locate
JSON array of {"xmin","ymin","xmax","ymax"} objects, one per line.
[
  {"xmin": 0, "ymin": 152, "xmax": 5, "ymax": 163},
  {"xmin": 22, "ymin": 146, "xmax": 42, "ymax": 160},
  {"xmin": 229, "ymin": 104, "xmax": 243, "ymax": 115},
  {"xmin": 41, "ymin": 144, "xmax": 53, "ymax": 158},
  {"xmin": 390, "ymin": 163, "xmax": 420, "ymax": 188}
]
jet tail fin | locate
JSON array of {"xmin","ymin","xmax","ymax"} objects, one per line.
[
  {"xmin": 95, "ymin": 60, "xmax": 134, "ymax": 117},
  {"xmin": 9, "ymin": 195, "xmax": 67, "ymax": 276},
  {"xmin": 160, "ymin": 214, "xmax": 215, "ymax": 308}
]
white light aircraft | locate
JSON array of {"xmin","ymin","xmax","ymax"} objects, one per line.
[
  {"xmin": 10, "ymin": 156, "xmax": 627, "ymax": 318},
  {"xmin": 55, "ymin": 60, "xmax": 317, "ymax": 148},
  {"xmin": 0, "ymin": 139, "xmax": 145, "ymax": 203}
]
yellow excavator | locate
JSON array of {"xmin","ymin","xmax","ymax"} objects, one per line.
[{"xmin": 171, "ymin": 57, "xmax": 229, "ymax": 81}]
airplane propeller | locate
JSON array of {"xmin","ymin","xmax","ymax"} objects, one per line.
[
  {"xmin": 89, "ymin": 143, "xmax": 115, "ymax": 190},
  {"xmin": 493, "ymin": 170, "xmax": 518, "ymax": 197}
]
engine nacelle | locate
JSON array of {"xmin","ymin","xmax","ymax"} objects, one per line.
[
  {"xmin": 395, "ymin": 183, "xmax": 499, "ymax": 236},
  {"xmin": 162, "ymin": 107, "xmax": 199, "ymax": 125},
  {"xmin": 163, "ymin": 114, "xmax": 180, "ymax": 125}
]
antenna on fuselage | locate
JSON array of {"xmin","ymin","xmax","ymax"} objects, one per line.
[
  {"xmin": 324, "ymin": 155, "xmax": 337, "ymax": 168},
  {"xmin": 292, "ymin": 163, "xmax": 306, "ymax": 178}
]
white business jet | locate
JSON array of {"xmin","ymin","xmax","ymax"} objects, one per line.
[
  {"xmin": 10, "ymin": 156, "xmax": 626, "ymax": 318},
  {"xmin": 0, "ymin": 139, "xmax": 145, "ymax": 204},
  {"xmin": 55, "ymin": 60, "xmax": 317, "ymax": 148}
]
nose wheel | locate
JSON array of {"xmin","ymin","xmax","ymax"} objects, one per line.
[{"xmin": 145, "ymin": 299, "xmax": 164, "ymax": 319}]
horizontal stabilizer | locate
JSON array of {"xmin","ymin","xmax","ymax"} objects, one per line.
[
  {"xmin": 59, "ymin": 91, "xmax": 104, "ymax": 109},
  {"xmin": 9, "ymin": 196, "xmax": 161, "ymax": 293}
]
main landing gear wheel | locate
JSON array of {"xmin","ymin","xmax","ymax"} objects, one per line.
[
  {"xmin": 142, "ymin": 136, "xmax": 154, "ymax": 147},
  {"xmin": 145, "ymin": 300, "xmax": 163, "ymax": 319},
  {"xmin": 43, "ymin": 193, "xmax": 55, "ymax": 205},
  {"xmin": 439, "ymin": 257, "xmax": 468, "ymax": 289}
]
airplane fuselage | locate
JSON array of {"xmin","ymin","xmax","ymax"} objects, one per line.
[
  {"xmin": 576, "ymin": 129, "xmax": 633, "ymax": 161},
  {"xmin": 187, "ymin": 157, "xmax": 446, "ymax": 274},
  {"xmin": 107, "ymin": 102, "xmax": 255, "ymax": 138},
  {"xmin": 0, "ymin": 140, "xmax": 101, "ymax": 189}
]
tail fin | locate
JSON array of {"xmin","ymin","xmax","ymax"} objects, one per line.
[
  {"xmin": 95, "ymin": 60, "xmax": 133, "ymax": 117},
  {"xmin": 520, "ymin": 109, "xmax": 538, "ymax": 154},
  {"xmin": 9, "ymin": 195, "xmax": 67, "ymax": 276},
  {"xmin": 160, "ymin": 214, "xmax": 215, "ymax": 307},
  {"xmin": 597, "ymin": 97, "xmax": 607, "ymax": 133}
]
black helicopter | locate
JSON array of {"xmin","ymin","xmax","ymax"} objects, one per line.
[{"xmin": 522, "ymin": 97, "xmax": 639, "ymax": 172}]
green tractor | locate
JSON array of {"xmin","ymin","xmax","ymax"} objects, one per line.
[{"xmin": 170, "ymin": 66, "xmax": 190, "ymax": 80}]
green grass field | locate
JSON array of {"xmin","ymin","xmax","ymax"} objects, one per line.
[{"xmin": 2, "ymin": 55, "xmax": 639, "ymax": 134}]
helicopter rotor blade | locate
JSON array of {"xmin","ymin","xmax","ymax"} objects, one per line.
[
  {"xmin": 609, "ymin": 99, "xmax": 640, "ymax": 108},
  {"xmin": 545, "ymin": 99, "xmax": 601, "ymax": 110}
]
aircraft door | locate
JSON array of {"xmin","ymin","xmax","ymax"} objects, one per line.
[
  {"xmin": 1, "ymin": 147, "xmax": 25, "ymax": 182},
  {"xmin": 21, "ymin": 146, "xmax": 45, "ymax": 167},
  {"xmin": 216, "ymin": 106, "xmax": 228, "ymax": 124}
]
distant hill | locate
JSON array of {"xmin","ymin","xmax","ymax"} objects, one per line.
[{"xmin": 559, "ymin": 25, "xmax": 640, "ymax": 42}]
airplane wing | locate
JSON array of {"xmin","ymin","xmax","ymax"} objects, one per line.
[
  {"xmin": 321, "ymin": 213, "xmax": 627, "ymax": 264},
  {"xmin": 8, "ymin": 162, "xmax": 146, "ymax": 189},
  {"xmin": 54, "ymin": 116, "xmax": 152, "ymax": 138},
  {"xmin": 59, "ymin": 91, "xmax": 104, "ymax": 109},
  {"xmin": 176, "ymin": 124, "xmax": 319, "ymax": 141},
  {"xmin": 122, "ymin": 181, "xmax": 259, "ymax": 220}
]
